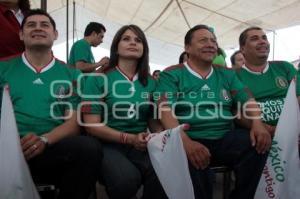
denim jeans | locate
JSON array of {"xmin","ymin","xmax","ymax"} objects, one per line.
[
  {"xmin": 190, "ymin": 129, "xmax": 268, "ymax": 199},
  {"xmin": 100, "ymin": 143, "xmax": 167, "ymax": 199}
]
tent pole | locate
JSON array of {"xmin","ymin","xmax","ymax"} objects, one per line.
[
  {"xmin": 66, "ymin": 0, "xmax": 69, "ymax": 62},
  {"xmin": 272, "ymin": 30, "xmax": 276, "ymax": 60},
  {"xmin": 73, "ymin": 1, "xmax": 76, "ymax": 44},
  {"xmin": 41, "ymin": 0, "xmax": 47, "ymax": 11}
]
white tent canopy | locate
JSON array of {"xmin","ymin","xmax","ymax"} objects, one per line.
[{"xmin": 31, "ymin": 0, "xmax": 300, "ymax": 67}]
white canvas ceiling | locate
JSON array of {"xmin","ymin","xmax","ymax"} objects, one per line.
[{"xmin": 30, "ymin": 0, "xmax": 300, "ymax": 66}]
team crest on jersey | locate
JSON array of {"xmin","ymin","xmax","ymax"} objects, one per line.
[
  {"xmin": 55, "ymin": 85, "xmax": 69, "ymax": 100},
  {"xmin": 221, "ymin": 89, "xmax": 231, "ymax": 101},
  {"xmin": 275, "ymin": 76, "xmax": 288, "ymax": 89}
]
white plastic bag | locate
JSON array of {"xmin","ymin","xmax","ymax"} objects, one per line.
[
  {"xmin": 147, "ymin": 125, "xmax": 195, "ymax": 199},
  {"xmin": 0, "ymin": 86, "xmax": 40, "ymax": 199},
  {"xmin": 255, "ymin": 81, "xmax": 300, "ymax": 199}
]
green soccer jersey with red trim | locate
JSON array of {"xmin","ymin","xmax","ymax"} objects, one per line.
[
  {"xmin": 236, "ymin": 61, "xmax": 296, "ymax": 126},
  {"xmin": 82, "ymin": 66, "xmax": 156, "ymax": 134},
  {"xmin": 68, "ymin": 39, "xmax": 95, "ymax": 66},
  {"xmin": 0, "ymin": 53, "xmax": 81, "ymax": 137},
  {"xmin": 156, "ymin": 63, "xmax": 250, "ymax": 140}
]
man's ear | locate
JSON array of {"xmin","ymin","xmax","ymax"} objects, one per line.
[
  {"xmin": 54, "ymin": 30, "xmax": 58, "ymax": 40},
  {"xmin": 91, "ymin": 31, "xmax": 97, "ymax": 37},
  {"xmin": 240, "ymin": 46, "xmax": 245, "ymax": 54},
  {"xmin": 184, "ymin": 45, "xmax": 190, "ymax": 55}
]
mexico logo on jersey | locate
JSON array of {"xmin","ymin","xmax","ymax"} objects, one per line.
[
  {"xmin": 221, "ymin": 89, "xmax": 231, "ymax": 101},
  {"xmin": 55, "ymin": 85, "xmax": 70, "ymax": 100},
  {"xmin": 275, "ymin": 76, "xmax": 288, "ymax": 89},
  {"xmin": 51, "ymin": 80, "xmax": 72, "ymax": 99}
]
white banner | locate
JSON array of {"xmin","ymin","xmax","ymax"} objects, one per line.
[
  {"xmin": 147, "ymin": 125, "xmax": 195, "ymax": 199},
  {"xmin": 254, "ymin": 81, "xmax": 300, "ymax": 199},
  {"xmin": 0, "ymin": 86, "xmax": 40, "ymax": 199}
]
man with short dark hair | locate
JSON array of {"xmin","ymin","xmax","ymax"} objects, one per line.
[
  {"xmin": 0, "ymin": 9, "xmax": 101, "ymax": 199},
  {"xmin": 236, "ymin": 26, "xmax": 296, "ymax": 135},
  {"xmin": 69, "ymin": 22, "xmax": 109, "ymax": 72},
  {"xmin": 156, "ymin": 24, "xmax": 271, "ymax": 199}
]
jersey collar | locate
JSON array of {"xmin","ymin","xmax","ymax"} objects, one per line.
[
  {"xmin": 116, "ymin": 66, "xmax": 138, "ymax": 81},
  {"xmin": 22, "ymin": 52, "xmax": 55, "ymax": 74},
  {"xmin": 242, "ymin": 62, "xmax": 269, "ymax": 75},
  {"xmin": 184, "ymin": 62, "xmax": 214, "ymax": 80}
]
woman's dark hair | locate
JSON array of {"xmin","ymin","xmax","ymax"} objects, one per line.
[{"xmin": 107, "ymin": 24, "xmax": 150, "ymax": 86}]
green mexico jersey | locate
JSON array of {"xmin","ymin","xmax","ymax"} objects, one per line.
[
  {"xmin": 156, "ymin": 63, "xmax": 250, "ymax": 140},
  {"xmin": 68, "ymin": 39, "xmax": 95, "ymax": 66},
  {"xmin": 236, "ymin": 61, "xmax": 296, "ymax": 126},
  {"xmin": 0, "ymin": 54, "xmax": 81, "ymax": 137},
  {"xmin": 82, "ymin": 67, "xmax": 156, "ymax": 134}
]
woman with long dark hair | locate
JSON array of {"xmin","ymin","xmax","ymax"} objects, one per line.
[{"xmin": 82, "ymin": 24, "xmax": 166, "ymax": 199}]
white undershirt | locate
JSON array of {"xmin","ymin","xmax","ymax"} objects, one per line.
[{"xmin": 10, "ymin": 9, "xmax": 24, "ymax": 25}]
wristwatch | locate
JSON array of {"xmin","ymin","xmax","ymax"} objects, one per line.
[{"xmin": 40, "ymin": 136, "xmax": 49, "ymax": 147}]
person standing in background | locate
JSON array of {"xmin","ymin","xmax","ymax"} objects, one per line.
[
  {"xmin": 212, "ymin": 47, "xmax": 227, "ymax": 66},
  {"xmin": 0, "ymin": 0, "xmax": 30, "ymax": 59},
  {"xmin": 68, "ymin": 22, "xmax": 109, "ymax": 72}
]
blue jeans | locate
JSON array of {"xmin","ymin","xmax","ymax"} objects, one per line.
[
  {"xmin": 100, "ymin": 143, "xmax": 167, "ymax": 199},
  {"xmin": 190, "ymin": 129, "xmax": 268, "ymax": 199}
]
